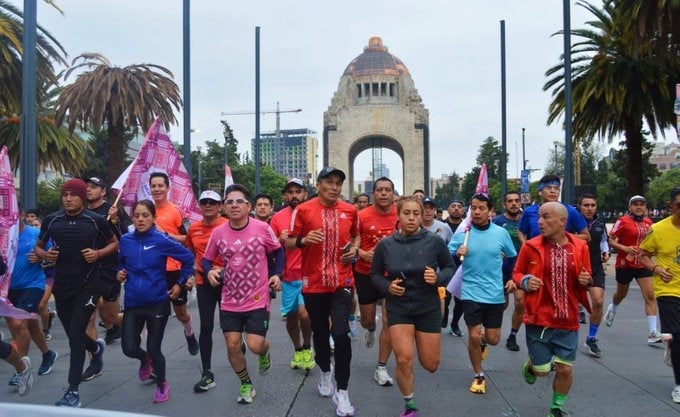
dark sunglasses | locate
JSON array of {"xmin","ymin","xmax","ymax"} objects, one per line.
[{"xmin": 199, "ymin": 199, "xmax": 221, "ymax": 206}]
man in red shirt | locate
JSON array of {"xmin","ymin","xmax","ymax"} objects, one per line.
[
  {"xmin": 149, "ymin": 172, "xmax": 198, "ymax": 355},
  {"xmin": 186, "ymin": 190, "xmax": 227, "ymax": 392},
  {"xmin": 355, "ymin": 177, "xmax": 397, "ymax": 387},
  {"xmin": 604, "ymin": 195, "xmax": 660, "ymax": 343},
  {"xmin": 287, "ymin": 167, "xmax": 359, "ymax": 417},
  {"xmin": 270, "ymin": 179, "xmax": 314, "ymax": 370}
]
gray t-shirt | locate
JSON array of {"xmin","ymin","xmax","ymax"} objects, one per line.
[{"xmin": 423, "ymin": 219, "xmax": 453, "ymax": 244}]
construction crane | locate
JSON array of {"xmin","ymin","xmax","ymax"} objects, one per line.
[{"xmin": 220, "ymin": 102, "xmax": 302, "ymax": 139}]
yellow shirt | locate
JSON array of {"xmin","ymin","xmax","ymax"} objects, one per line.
[{"xmin": 640, "ymin": 216, "xmax": 680, "ymax": 298}]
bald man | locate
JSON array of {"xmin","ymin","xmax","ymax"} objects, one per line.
[{"xmin": 513, "ymin": 202, "xmax": 593, "ymax": 417}]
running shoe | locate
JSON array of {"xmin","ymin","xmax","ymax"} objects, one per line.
[
  {"xmin": 43, "ymin": 329, "xmax": 52, "ymax": 341},
  {"xmin": 664, "ymin": 334, "xmax": 673, "ymax": 367},
  {"xmin": 105, "ymin": 324, "xmax": 121, "ymax": 345},
  {"xmin": 400, "ymin": 405, "xmax": 418, "ymax": 417},
  {"xmin": 38, "ymin": 350, "xmax": 58, "ymax": 375},
  {"xmin": 506, "ymin": 334, "xmax": 520, "ymax": 352},
  {"xmin": 139, "ymin": 355, "xmax": 153, "ymax": 381},
  {"xmin": 318, "ymin": 367, "xmax": 335, "ymax": 397},
  {"xmin": 193, "ymin": 370, "xmax": 216, "ymax": 392},
  {"xmin": 584, "ymin": 338, "xmax": 602, "ymax": 357},
  {"xmin": 81, "ymin": 338, "xmax": 105, "ymax": 381},
  {"xmin": 672, "ymin": 386, "xmax": 680, "ymax": 404},
  {"xmin": 522, "ymin": 359, "xmax": 536, "ymax": 385},
  {"xmin": 332, "ymin": 389, "xmax": 355, "ymax": 417},
  {"xmin": 364, "ymin": 329, "xmax": 376, "ymax": 348},
  {"xmin": 480, "ymin": 343, "xmax": 488, "ymax": 361},
  {"xmin": 237, "ymin": 383, "xmax": 256, "ymax": 404},
  {"xmin": 153, "ymin": 380, "xmax": 169, "ymax": 403},
  {"xmin": 348, "ymin": 315, "xmax": 357, "ymax": 337},
  {"xmin": 648, "ymin": 330, "xmax": 663, "ymax": 344},
  {"xmin": 16, "ymin": 357, "xmax": 32, "ymax": 396},
  {"xmin": 300, "ymin": 348, "xmax": 315, "ymax": 370},
  {"xmin": 449, "ymin": 324, "xmax": 462, "ymax": 337},
  {"xmin": 258, "ymin": 350, "xmax": 271, "ymax": 375},
  {"xmin": 8, "ymin": 372, "xmax": 18, "ymax": 386},
  {"xmin": 186, "ymin": 333, "xmax": 199, "ymax": 356},
  {"xmin": 290, "ymin": 350, "xmax": 303, "ymax": 369},
  {"xmin": 604, "ymin": 304, "xmax": 615, "ymax": 327},
  {"xmin": 55, "ymin": 390, "xmax": 81, "ymax": 407},
  {"xmin": 374, "ymin": 365, "xmax": 393, "ymax": 386},
  {"xmin": 469, "ymin": 375, "xmax": 485, "ymax": 394},
  {"xmin": 548, "ymin": 408, "xmax": 569, "ymax": 417}
]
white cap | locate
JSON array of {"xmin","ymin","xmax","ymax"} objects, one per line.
[
  {"xmin": 628, "ymin": 195, "xmax": 646, "ymax": 205},
  {"xmin": 199, "ymin": 190, "xmax": 222, "ymax": 202}
]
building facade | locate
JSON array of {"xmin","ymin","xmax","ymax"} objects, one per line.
[{"xmin": 251, "ymin": 128, "xmax": 318, "ymax": 183}]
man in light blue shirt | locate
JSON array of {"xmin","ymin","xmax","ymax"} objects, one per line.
[{"xmin": 448, "ymin": 193, "xmax": 516, "ymax": 396}]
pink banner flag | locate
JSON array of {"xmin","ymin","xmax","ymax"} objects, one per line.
[
  {"xmin": 223, "ymin": 164, "xmax": 234, "ymax": 196},
  {"xmin": 447, "ymin": 163, "xmax": 488, "ymax": 298},
  {"xmin": 111, "ymin": 118, "xmax": 201, "ymax": 223},
  {"xmin": 675, "ymin": 84, "xmax": 680, "ymax": 142},
  {"xmin": 0, "ymin": 146, "xmax": 34, "ymax": 319}
]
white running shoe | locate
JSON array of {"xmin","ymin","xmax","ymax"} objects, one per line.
[
  {"xmin": 648, "ymin": 330, "xmax": 663, "ymax": 344},
  {"xmin": 317, "ymin": 366, "xmax": 334, "ymax": 397},
  {"xmin": 374, "ymin": 366, "xmax": 393, "ymax": 386},
  {"xmin": 604, "ymin": 304, "xmax": 615, "ymax": 327},
  {"xmin": 16, "ymin": 357, "xmax": 33, "ymax": 396},
  {"xmin": 332, "ymin": 389, "xmax": 355, "ymax": 416},
  {"xmin": 672, "ymin": 386, "xmax": 680, "ymax": 404}
]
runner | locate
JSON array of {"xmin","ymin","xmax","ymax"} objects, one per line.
[{"xmin": 442, "ymin": 199, "xmax": 465, "ymax": 336}]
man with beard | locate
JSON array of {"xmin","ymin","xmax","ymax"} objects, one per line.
[
  {"xmin": 34, "ymin": 179, "xmax": 118, "ymax": 407},
  {"xmin": 84, "ymin": 177, "xmax": 123, "ymax": 348},
  {"xmin": 355, "ymin": 177, "xmax": 397, "ymax": 387},
  {"xmin": 492, "ymin": 191, "xmax": 525, "ymax": 352},
  {"xmin": 442, "ymin": 200, "xmax": 465, "ymax": 336},
  {"xmin": 270, "ymin": 179, "xmax": 314, "ymax": 370}
]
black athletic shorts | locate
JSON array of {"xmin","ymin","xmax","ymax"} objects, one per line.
[
  {"xmin": 462, "ymin": 300, "xmax": 504, "ymax": 329},
  {"xmin": 166, "ymin": 270, "xmax": 189, "ymax": 306}
]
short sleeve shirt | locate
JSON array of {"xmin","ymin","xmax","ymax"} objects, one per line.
[
  {"xmin": 355, "ymin": 205, "xmax": 398, "ymax": 275},
  {"xmin": 610, "ymin": 215, "xmax": 652, "ymax": 269},
  {"xmin": 186, "ymin": 217, "xmax": 227, "ymax": 284},
  {"xmin": 155, "ymin": 202, "xmax": 185, "ymax": 272},
  {"xmin": 270, "ymin": 208, "xmax": 302, "ymax": 282},
  {"xmin": 640, "ymin": 216, "xmax": 680, "ymax": 298}
]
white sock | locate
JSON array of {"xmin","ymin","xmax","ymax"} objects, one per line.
[
  {"xmin": 610, "ymin": 303, "xmax": 618, "ymax": 313},
  {"xmin": 647, "ymin": 316, "xmax": 658, "ymax": 333}
]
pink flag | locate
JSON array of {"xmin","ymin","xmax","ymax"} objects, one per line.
[
  {"xmin": 0, "ymin": 146, "xmax": 34, "ymax": 319},
  {"xmin": 675, "ymin": 84, "xmax": 680, "ymax": 142},
  {"xmin": 447, "ymin": 163, "xmax": 488, "ymax": 298},
  {"xmin": 223, "ymin": 164, "xmax": 234, "ymax": 196},
  {"xmin": 111, "ymin": 118, "xmax": 201, "ymax": 223}
]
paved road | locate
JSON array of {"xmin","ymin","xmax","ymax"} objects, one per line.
[{"xmin": 2, "ymin": 274, "xmax": 680, "ymax": 416}]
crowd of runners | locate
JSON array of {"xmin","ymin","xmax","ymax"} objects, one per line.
[{"xmin": 1, "ymin": 168, "xmax": 679, "ymax": 417}]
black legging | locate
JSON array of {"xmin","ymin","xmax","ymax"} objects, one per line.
[
  {"xmin": 671, "ymin": 333, "xmax": 680, "ymax": 385},
  {"xmin": 443, "ymin": 291, "xmax": 463, "ymax": 328},
  {"xmin": 196, "ymin": 283, "xmax": 222, "ymax": 371},
  {"xmin": 55, "ymin": 288, "xmax": 100, "ymax": 390},
  {"xmin": 121, "ymin": 301, "xmax": 171, "ymax": 386}
]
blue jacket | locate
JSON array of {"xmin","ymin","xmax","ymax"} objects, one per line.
[{"xmin": 118, "ymin": 225, "xmax": 195, "ymax": 308}]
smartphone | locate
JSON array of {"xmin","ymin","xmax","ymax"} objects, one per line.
[{"xmin": 342, "ymin": 242, "xmax": 352, "ymax": 254}]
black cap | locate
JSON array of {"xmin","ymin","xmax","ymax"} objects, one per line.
[
  {"xmin": 449, "ymin": 199, "xmax": 464, "ymax": 206},
  {"xmin": 87, "ymin": 176, "xmax": 107, "ymax": 189},
  {"xmin": 317, "ymin": 167, "xmax": 346, "ymax": 182},
  {"xmin": 422, "ymin": 197, "xmax": 436, "ymax": 206}
]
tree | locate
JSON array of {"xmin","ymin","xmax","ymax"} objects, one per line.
[
  {"xmin": 544, "ymin": 0, "xmax": 678, "ymax": 196},
  {"xmin": 434, "ymin": 172, "xmax": 462, "ymax": 207},
  {"xmin": 55, "ymin": 53, "xmax": 182, "ymax": 184},
  {"xmin": 646, "ymin": 168, "xmax": 680, "ymax": 211},
  {"xmin": 80, "ymin": 127, "xmax": 135, "ymax": 181},
  {"xmin": 0, "ymin": 0, "xmax": 66, "ymax": 113},
  {"xmin": 222, "ymin": 120, "xmax": 240, "ymax": 166}
]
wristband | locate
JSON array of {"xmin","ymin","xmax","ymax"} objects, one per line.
[{"xmin": 295, "ymin": 236, "xmax": 305, "ymax": 249}]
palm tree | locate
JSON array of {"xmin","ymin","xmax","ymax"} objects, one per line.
[
  {"xmin": 0, "ymin": 0, "xmax": 67, "ymax": 114},
  {"xmin": 55, "ymin": 53, "xmax": 182, "ymax": 183},
  {"xmin": 544, "ymin": 0, "xmax": 678, "ymax": 196}
]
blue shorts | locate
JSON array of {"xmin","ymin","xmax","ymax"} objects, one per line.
[
  {"xmin": 8, "ymin": 288, "xmax": 44, "ymax": 313},
  {"xmin": 525, "ymin": 324, "xmax": 578, "ymax": 372},
  {"xmin": 281, "ymin": 280, "xmax": 304, "ymax": 316}
]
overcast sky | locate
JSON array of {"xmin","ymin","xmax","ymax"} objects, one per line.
[{"xmin": 13, "ymin": 1, "xmax": 650, "ymax": 193}]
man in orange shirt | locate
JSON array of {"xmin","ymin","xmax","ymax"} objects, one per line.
[
  {"xmin": 287, "ymin": 167, "xmax": 359, "ymax": 417},
  {"xmin": 186, "ymin": 190, "xmax": 227, "ymax": 392},
  {"xmin": 355, "ymin": 177, "xmax": 397, "ymax": 387},
  {"xmin": 149, "ymin": 172, "xmax": 198, "ymax": 355}
]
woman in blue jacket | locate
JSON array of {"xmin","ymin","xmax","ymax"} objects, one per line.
[{"xmin": 116, "ymin": 200, "xmax": 195, "ymax": 404}]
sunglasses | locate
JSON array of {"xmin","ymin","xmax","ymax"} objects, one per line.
[
  {"xmin": 225, "ymin": 198, "xmax": 248, "ymax": 205},
  {"xmin": 199, "ymin": 199, "xmax": 220, "ymax": 206}
]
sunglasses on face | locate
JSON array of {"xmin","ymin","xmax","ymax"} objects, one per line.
[
  {"xmin": 199, "ymin": 199, "xmax": 220, "ymax": 206},
  {"xmin": 225, "ymin": 199, "xmax": 248, "ymax": 205}
]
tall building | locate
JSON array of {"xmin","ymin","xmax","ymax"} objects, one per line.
[
  {"xmin": 252, "ymin": 128, "xmax": 318, "ymax": 182},
  {"xmin": 649, "ymin": 141, "xmax": 680, "ymax": 172}
]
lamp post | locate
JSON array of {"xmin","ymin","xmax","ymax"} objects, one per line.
[
  {"xmin": 197, "ymin": 146, "xmax": 202, "ymax": 194},
  {"xmin": 553, "ymin": 140, "xmax": 560, "ymax": 164}
]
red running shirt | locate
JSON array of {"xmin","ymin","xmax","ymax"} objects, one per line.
[{"xmin": 354, "ymin": 205, "xmax": 397, "ymax": 275}]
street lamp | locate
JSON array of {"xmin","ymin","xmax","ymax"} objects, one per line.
[
  {"xmin": 197, "ymin": 146, "xmax": 202, "ymax": 194},
  {"xmin": 553, "ymin": 140, "xmax": 560, "ymax": 163}
]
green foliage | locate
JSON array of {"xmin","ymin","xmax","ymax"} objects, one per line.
[
  {"xmin": 647, "ymin": 168, "xmax": 680, "ymax": 210},
  {"xmin": 36, "ymin": 177, "xmax": 64, "ymax": 215},
  {"xmin": 434, "ymin": 172, "xmax": 462, "ymax": 207},
  {"xmin": 80, "ymin": 128, "xmax": 135, "ymax": 181}
]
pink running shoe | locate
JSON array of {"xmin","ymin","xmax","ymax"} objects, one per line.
[
  {"xmin": 139, "ymin": 355, "xmax": 153, "ymax": 381},
  {"xmin": 153, "ymin": 380, "xmax": 169, "ymax": 403}
]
